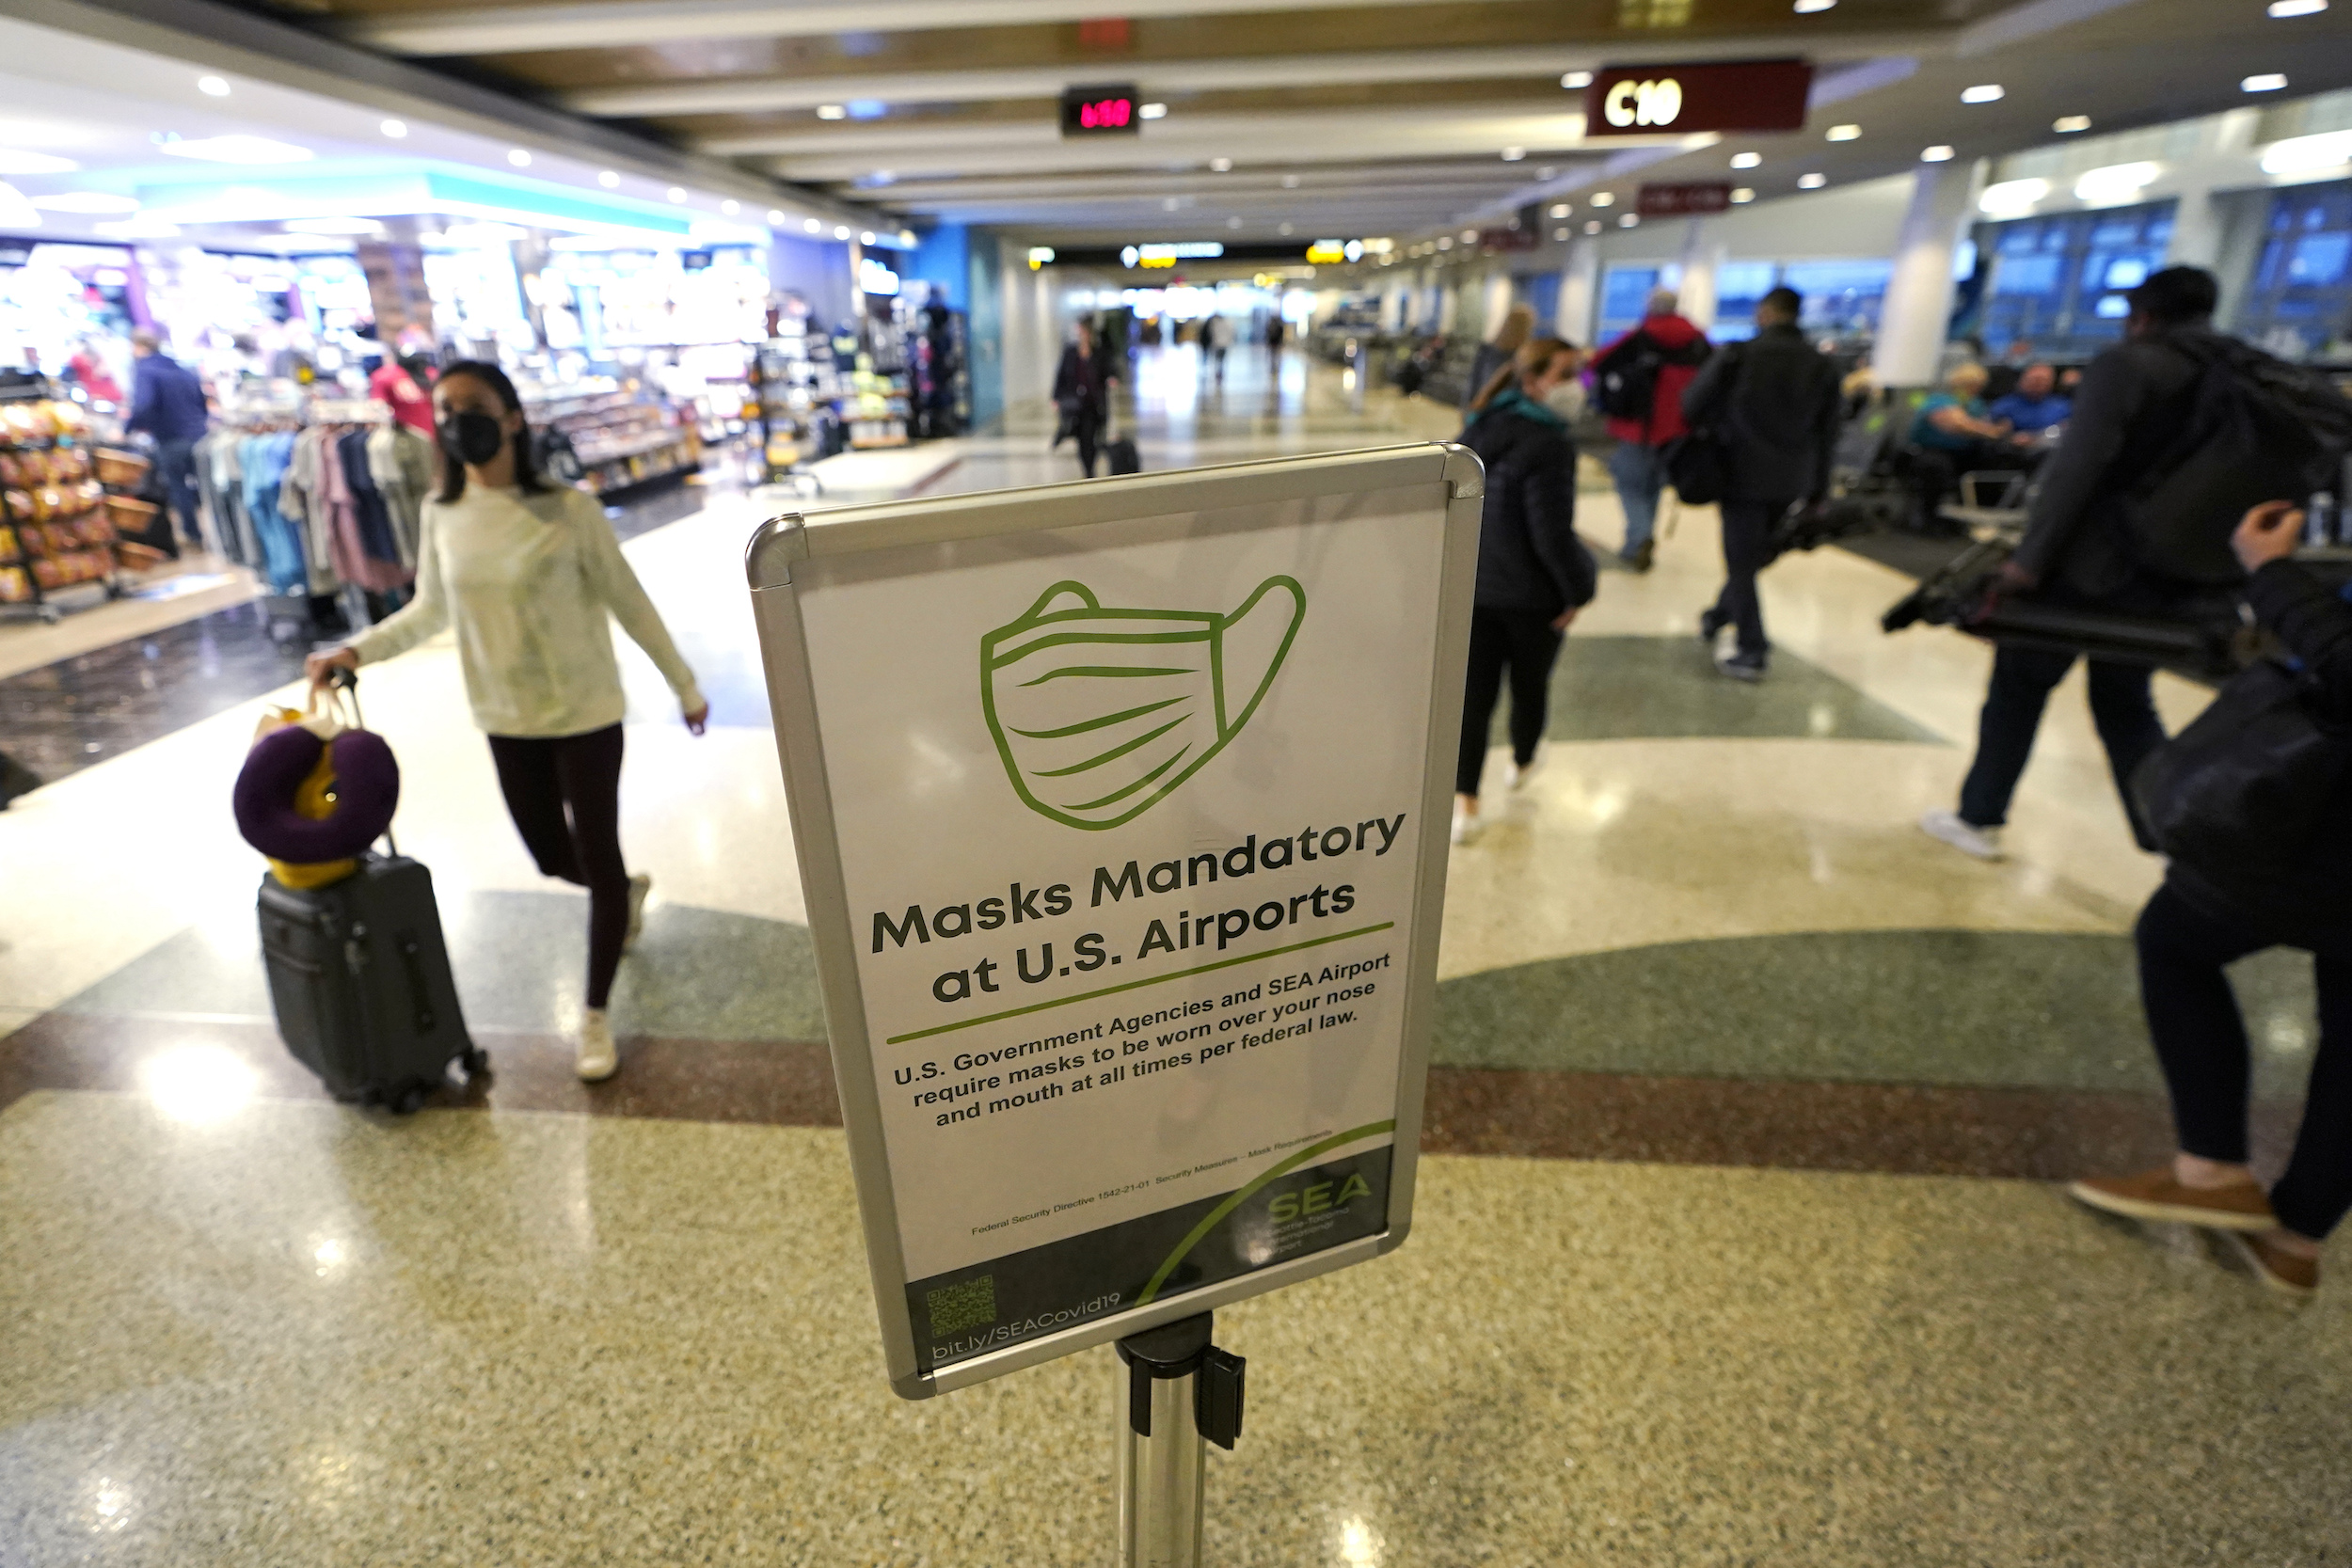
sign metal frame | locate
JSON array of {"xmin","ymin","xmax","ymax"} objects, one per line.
[{"xmin": 745, "ymin": 443, "xmax": 1485, "ymax": 1399}]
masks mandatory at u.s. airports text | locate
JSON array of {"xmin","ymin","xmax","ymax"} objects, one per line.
[{"xmin": 981, "ymin": 577, "xmax": 1306, "ymax": 831}]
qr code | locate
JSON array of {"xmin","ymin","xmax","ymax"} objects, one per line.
[{"xmin": 927, "ymin": 1275, "xmax": 997, "ymax": 1338}]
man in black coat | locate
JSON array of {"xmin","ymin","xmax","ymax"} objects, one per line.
[
  {"xmin": 1919, "ymin": 267, "xmax": 2220, "ymax": 863},
  {"xmin": 1679, "ymin": 287, "xmax": 1843, "ymax": 681}
]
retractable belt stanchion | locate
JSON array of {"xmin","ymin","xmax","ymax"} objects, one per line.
[{"xmin": 1115, "ymin": 1314, "xmax": 1245, "ymax": 1568}]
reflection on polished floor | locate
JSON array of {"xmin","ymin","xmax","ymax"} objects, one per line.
[{"xmin": 6, "ymin": 347, "xmax": 2348, "ymax": 1564}]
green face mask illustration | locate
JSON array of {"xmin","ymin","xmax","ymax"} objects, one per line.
[{"xmin": 982, "ymin": 577, "xmax": 1307, "ymax": 830}]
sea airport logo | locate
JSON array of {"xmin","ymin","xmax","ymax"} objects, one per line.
[{"xmin": 980, "ymin": 578, "xmax": 1305, "ymax": 831}]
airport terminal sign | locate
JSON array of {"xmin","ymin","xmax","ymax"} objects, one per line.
[
  {"xmin": 1584, "ymin": 57, "xmax": 1814, "ymax": 138},
  {"xmin": 747, "ymin": 447, "xmax": 1479, "ymax": 1396}
]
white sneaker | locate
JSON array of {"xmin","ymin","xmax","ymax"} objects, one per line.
[
  {"xmin": 1505, "ymin": 745, "xmax": 1547, "ymax": 791},
  {"xmin": 1451, "ymin": 803, "xmax": 1483, "ymax": 845},
  {"xmin": 1919, "ymin": 809, "xmax": 2004, "ymax": 862},
  {"xmin": 623, "ymin": 872, "xmax": 652, "ymax": 952},
  {"xmin": 576, "ymin": 1008, "xmax": 620, "ymax": 1082}
]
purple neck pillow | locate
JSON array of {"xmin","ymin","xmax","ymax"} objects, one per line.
[{"xmin": 233, "ymin": 723, "xmax": 401, "ymax": 863}]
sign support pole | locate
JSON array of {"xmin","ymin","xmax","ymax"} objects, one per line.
[{"xmin": 1115, "ymin": 1313, "xmax": 1245, "ymax": 1568}]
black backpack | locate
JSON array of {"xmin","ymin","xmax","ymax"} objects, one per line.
[
  {"xmin": 1595, "ymin": 330, "xmax": 1708, "ymax": 422},
  {"xmin": 2122, "ymin": 337, "xmax": 2352, "ymax": 584}
]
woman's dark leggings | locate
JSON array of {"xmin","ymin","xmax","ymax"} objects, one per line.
[
  {"xmin": 2137, "ymin": 880, "xmax": 2352, "ymax": 1241},
  {"xmin": 1456, "ymin": 606, "xmax": 1563, "ymax": 798},
  {"xmin": 487, "ymin": 724, "xmax": 629, "ymax": 1010}
]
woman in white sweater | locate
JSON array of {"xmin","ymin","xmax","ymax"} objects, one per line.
[{"xmin": 308, "ymin": 360, "xmax": 707, "ymax": 1082}]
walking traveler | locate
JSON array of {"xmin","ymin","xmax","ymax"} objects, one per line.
[
  {"xmin": 1920, "ymin": 267, "xmax": 2233, "ymax": 861},
  {"xmin": 1201, "ymin": 311, "xmax": 1232, "ymax": 386},
  {"xmin": 1051, "ymin": 320, "xmax": 1118, "ymax": 479},
  {"xmin": 305, "ymin": 360, "xmax": 707, "ymax": 1084},
  {"xmin": 1679, "ymin": 287, "xmax": 1843, "ymax": 682},
  {"xmin": 1461, "ymin": 304, "xmax": 1535, "ymax": 416},
  {"xmin": 1451, "ymin": 336, "xmax": 1597, "ymax": 845},
  {"xmin": 2069, "ymin": 499, "xmax": 2352, "ymax": 1299},
  {"xmin": 125, "ymin": 329, "xmax": 212, "ymax": 552},
  {"xmin": 1590, "ymin": 290, "xmax": 1710, "ymax": 572}
]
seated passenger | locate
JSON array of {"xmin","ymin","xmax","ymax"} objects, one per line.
[
  {"xmin": 1907, "ymin": 363, "xmax": 2020, "ymax": 524},
  {"xmin": 1987, "ymin": 362, "xmax": 2072, "ymax": 438}
]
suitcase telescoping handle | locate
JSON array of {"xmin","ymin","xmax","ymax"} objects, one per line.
[{"xmin": 328, "ymin": 665, "xmax": 400, "ymax": 861}]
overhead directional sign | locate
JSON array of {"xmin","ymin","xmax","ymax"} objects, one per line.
[
  {"xmin": 745, "ymin": 445, "xmax": 1482, "ymax": 1398},
  {"xmin": 1638, "ymin": 182, "xmax": 1736, "ymax": 217},
  {"xmin": 1583, "ymin": 58, "xmax": 1814, "ymax": 138}
]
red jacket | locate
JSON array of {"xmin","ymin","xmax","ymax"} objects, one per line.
[{"xmin": 1596, "ymin": 312, "xmax": 1708, "ymax": 448}]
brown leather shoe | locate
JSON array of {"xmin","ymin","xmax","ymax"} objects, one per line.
[
  {"xmin": 2067, "ymin": 1166, "xmax": 2275, "ymax": 1231},
  {"xmin": 2230, "ymin": 1233, "xmax": 2321, "ymax": 1300}
]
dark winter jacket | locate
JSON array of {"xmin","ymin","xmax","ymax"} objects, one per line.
[
  {"xmin": 1459, "ymin": 389, "xmax": 1597, "ymax": 616},
  {"xmin": 2010, "ymin": 326, "xmax": 2217, "ymax": 596},
  {"xmin": 1051, "ymin": 344, "xmax": 1111, "ymax": 426},
  {"xmin": 1679, "ymin": 323, "xmax": 1843, "ymax": 503},
  {"xmin": 126, "ymin": 353, "xmax": 210, "ymax": 443}
]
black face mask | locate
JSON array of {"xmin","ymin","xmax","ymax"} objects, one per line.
[{"xmin": 439, "ymin": 410, "xmax": 508, "ymax": 467}]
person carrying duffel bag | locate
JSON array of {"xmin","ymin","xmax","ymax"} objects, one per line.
[{"xmin": 2069, "ymin": 499, "xmax": 2352, "ymax": 1300}]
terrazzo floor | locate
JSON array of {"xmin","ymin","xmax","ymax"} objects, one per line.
[{"xmin": 5, "ymin": 347, "xmax": 2339, "ymax": 1566}]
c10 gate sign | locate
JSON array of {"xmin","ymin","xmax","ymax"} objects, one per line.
[{"xmin": 746, "ymin": 445, "xmax": 1481, "ymax": 1397}]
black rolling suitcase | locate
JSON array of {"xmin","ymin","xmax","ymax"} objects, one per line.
[
  {"xmin": 255, "ymin": 673, "xmax": 482, "ymax": 1112},
  {"xmin": 1102, "ymin": 407, "xmax": 1140, "ymax": 476}
]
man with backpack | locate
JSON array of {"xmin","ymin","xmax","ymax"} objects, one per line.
[
  {"xmin": 1921, "ymin": 265, "xmax": 2352, "ymax": 862},
  {"xmin": 1678, "ymin": 286, "xmax": 1844, "ymax": 681},
  {"xmin": 1591, "ymin": 288, "xmax": 1710, "ymax": 572}
]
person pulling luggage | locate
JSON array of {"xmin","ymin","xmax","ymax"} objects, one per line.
[{"xmin": 307, "ymin": 360, "xmax": 707, "ymax": 1084}]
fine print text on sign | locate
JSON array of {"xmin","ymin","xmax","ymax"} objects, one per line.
[
  {"xmin": 1637, "ymin": 182, "xmax": 1735, "ymax": 218},
  {"xmin": 749, "ymin": 447, "xmax": 1480, "ymax": 1396},
  {"xmin": 1583, "ymin": 57, "xmax": 1815, "ymax": 138}
]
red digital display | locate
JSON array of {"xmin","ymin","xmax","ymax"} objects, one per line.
[{"xmin": 1061, "ymin": 84, "xmax": 1143, "ymax": 138}]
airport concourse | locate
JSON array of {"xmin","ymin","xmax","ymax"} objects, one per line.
[{"xmin": 7, "ymin": 0, "xmax": 2352, "ymax": 1562}]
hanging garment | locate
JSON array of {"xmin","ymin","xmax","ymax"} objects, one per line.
[
  {"xmin": 278, "ymin": 427, "xmax": 338, "ymax": 594},
  {"xmin": 337, "ymin": 429, "xmax": 405, "ymax": 570},
  {"xmin": 366, "ymin": 423, "xmax": 435, "ymax": 570},
  {"xmin": 321, "ymin": 427, "xmax": 408, "ymax": 594},
  {"xmin": 243, "ymin": 432, "xmax": 307, "ymax": 594}
]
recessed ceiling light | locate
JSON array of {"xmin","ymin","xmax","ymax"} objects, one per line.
[
  {"xmin": 1139, "ymin": 102, "xmax": 1168, "ymax": 119},
  {"xmin": 598, "ymin": 170, "xmax": 619, "ymax": 188},
  {"xmin": 0, "ymin": 150, "xmax": 76, "ymax": 175},
  {"xmin": 1589, "ymin": 191, "xmax": 1615, "ymax": 206},
  {"xmin": 380, "ymin": 119, "xmax": 406, "ymax": 139},
  {"xmin": 1730, "ymin": 151, "xmax": 1761, "ymax": 169},
  {"xmin": 1538, "ymin": 166, "xmax": 1556, "ymax": 179},
  {"xmin": 1562, "ymin": 71, "xmax": 1594, "ymax": 89},
  {"xmin": 1618, "ymin": 214, "xmax": 1639, "ymax": 227},
  {"xmin": 721, "ymin": 198, "xmax": 739, "ymax": 214},
  {"xmin": 1279, "ymin": 221, "xmax": 1295, "ymax": 235},
  {"xmin": 153, "ymin": 135, "xmax": 312, "ymax": 166},
  {"xmin": 1553, "ymin": 226, "xmax": 1570, "ymax": 239},
  {"xmin": 1210, "ymin": 157, "xmax": 1232, "ymax": 171},
  {"xmin": 1281, "ymin": 174, "xmax": 1300, "ymax": 188},
  {"xmin": 1826, "ymin": 123, "xmax": 1861, "ymax": 141},
  {"xmin": 30, "ymin": 192, "xmax": 140, "ymax": 214},
  {"xmin": 1730, "ymin": 187, "xmax": 1756, "ymax": 203},
  {"xmin": 1502, "ymin": 146, "xmax": 1526, "ymax": 161},
  {"xmin": 1797, "ymin": 172, "xmax": 1827, "ymax": 188},
  {"xmin": 1794, "ymin": 0, "xmax": 1836, "ymax": 10},
  {"xmin": 197, "ymin": 74, "xmax": 230, "ymax": 97},
  {"xmin": 1461, "ymin": 229, "xmax": 1478, "ymax": 241},
  {"xmin": 2054, "ymin": 115, "xmax": 2093, "ymax": 133},
  {"xmin": 667, "ymin": 186, "xmax": 687, "ymax": 202},
  {"xmin": 768, "ymin": 209, "xmax": 786, "ymax": 224},
  {"xmin": 1583, "ymin": 219, "xmax": 1602, "ymax": 234},
  {"xmin": 1961, "ymin": 84, "xmax": 2004, "ymax": 103},
  {"xmin": 817, "ymin": 104, "xmax": 847, "ymax": 119},
  {"xmin": 804, "ymin": 216, "xmax": 822, "ymax": 232},
  {"xmin": 1163, "ymin": 197, "xmax": 1180, "ymax": 211},
  {"xmin": 2074, "ymin": 160, "xmax": 2160, "ymax": 204},
  {"xmin": 2270, "ymin": 0, "xmax": 2327, "ymax": 15},
  {"xmin": 508, "ymin": 149, "xmax": 532, "ymax": 166},
  {"xmin": 1228, "ymin": 215, "xmax": 1244, "ymax": 229},
  {"xmin": 1921, "ymin": 144, "xmax": 1957, "ymax": 162},
  {"xmin": 1548, "ymin": 202, "xmax": 1571, "ymax": 218},
  {"xmin": 1437, "ymin": 236, "xmax": 1453, "ymax": 249},
  {"xmin": 834, "ymin": 224, "xmax": 850, "ymax": 239},
  {"xmin": 2244, "ymin": 73, "xmax": 2290, "ymax": 92}
]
